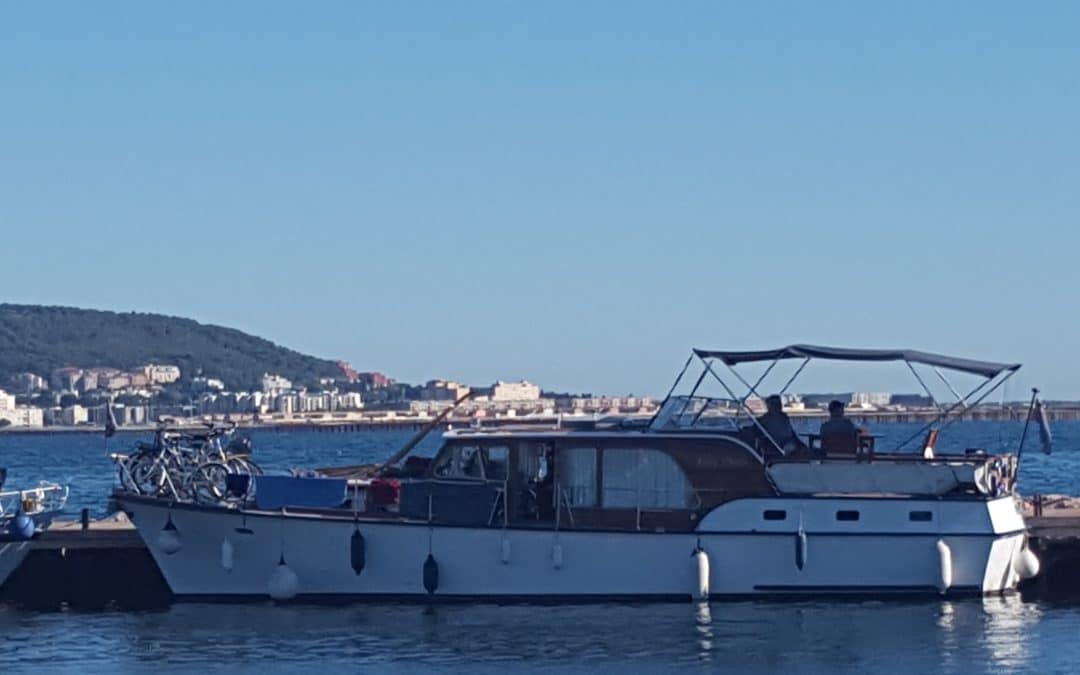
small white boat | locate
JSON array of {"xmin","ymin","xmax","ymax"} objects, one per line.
[
  {"xmin": 113, "ymin": 345, "xmax": 1042, "ymax": 602},
  {"xmin": 0, "ymin": 480, "xmax": 69, "ymax": 588}
]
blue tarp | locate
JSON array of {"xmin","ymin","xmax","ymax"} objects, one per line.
[{"xmin": 254, "ymin": 475, "xmax": 348, "ymax": 510}]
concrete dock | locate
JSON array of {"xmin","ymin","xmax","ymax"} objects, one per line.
[{"xmin": 2, "ymin": 507, "xmax": 1080, "ymax": 609}]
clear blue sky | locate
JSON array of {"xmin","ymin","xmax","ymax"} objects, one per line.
[{"xmin": 2, "ymin": 2, "xmax": 1077, "ymax": 398}]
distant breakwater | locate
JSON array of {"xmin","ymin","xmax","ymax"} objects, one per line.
[{"xmin": 4, "ymin": 404, "xmax": 1080, "ymax": 435}]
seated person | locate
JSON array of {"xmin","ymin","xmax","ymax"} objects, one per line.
[
  {"xmin": 819, "ymin": 400, "xmax": 859, "ymax": 454},
  {"xmin": 756, "ymin": 395, "xmax": 802, "ymax": 455}
]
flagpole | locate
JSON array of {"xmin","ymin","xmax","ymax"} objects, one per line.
[{"xmin": 1015, "ymin": 387, "xmax": 1039, "ymax": 470}]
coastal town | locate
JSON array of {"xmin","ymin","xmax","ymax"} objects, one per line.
[
  {"xmin": 0, "ymin": 359, "xmax": 1056, "ymax": 432},
  {"xmin": 0, "ymin": 361, "xmax": 661, "ymax": 430}
]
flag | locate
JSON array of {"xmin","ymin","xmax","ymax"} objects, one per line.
[
  {"xmin": 1035, "ymin": 398, "xmax": 1052, "ymax": 455},
  {"xmin": 104, "ymin": 400, "xmax": 118, "ymax": 438}
]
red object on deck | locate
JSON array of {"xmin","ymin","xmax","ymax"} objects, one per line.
[{"xmin": 369, "ymin": 478, "xmax": 401, "ymax": 506}]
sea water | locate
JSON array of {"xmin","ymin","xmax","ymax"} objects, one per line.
[{"xmin": 0, "ymin": 422, "xmax": 1077, "ymax": 673}]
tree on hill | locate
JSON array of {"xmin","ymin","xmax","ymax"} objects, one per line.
[{"xmin": 0, "ymin": 304, "xmax": 345, "ymax": 390}]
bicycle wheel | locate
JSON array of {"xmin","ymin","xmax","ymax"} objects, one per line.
[
  {"xmin": 117, "ymin": 457, "xmax": 140, "ymax": 494},
  {"xmin": 227, "ymin": 456, "xmax": 262, "ymax": 476},
  {"xmin": 129, "ymin": 454, "xmax": 166, "ymax": 496},
  {"xmin": 187, "ymin": 462, "xmax": 231, "ymax": 504}
]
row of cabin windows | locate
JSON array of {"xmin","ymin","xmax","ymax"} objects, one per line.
[
  {"xmin": 763, "ymin": 510, "xmax": 935, "ymax": 522},
  {"xmin": 432, "ymin": 445, "xmax": 510, "ymax": 481},
  {"xmin": 432, "ymin": 444, "xmax": 694, "ymax": 510},
  {"xmin": 558, "ymin": 447, "xmax": 693, "ymax": 510}
]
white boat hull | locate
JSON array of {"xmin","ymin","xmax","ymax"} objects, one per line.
[{"xmin": 118, "ymin": 495, "xmax": 1030, "ymax": 601}]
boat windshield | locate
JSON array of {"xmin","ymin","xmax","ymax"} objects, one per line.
[{"xmin": 650, "ymin": 396, "xmax": 736, "ymax": 432}]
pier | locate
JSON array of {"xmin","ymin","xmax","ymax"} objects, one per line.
[
  {"xmin": 6, "ymin": 402, "xmax": 1080, "ymax": 437},
  {"xmin": 1, "ymin": 506, "xmax": 1079, "ymax": 609},
  {"xmin": 0, "ymin": 513, "xmax": 169, "ymax": 610}
]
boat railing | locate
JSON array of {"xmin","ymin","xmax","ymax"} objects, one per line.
[{"xmin": 0, "ymin": 482, "xmax": 69, "ymax": 520}]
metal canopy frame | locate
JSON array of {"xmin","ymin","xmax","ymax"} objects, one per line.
[{"xmin": 652, "ymin": 345, "xmax": 1021, "ymax": 454}]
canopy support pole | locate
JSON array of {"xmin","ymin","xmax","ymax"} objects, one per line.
[
  {"xmin": 905, "ymin": 361, "xmax": 944, "ymax": 413},
  {"xmin": 894, "ymin": 369, "xmax": 1016, "ymax": 451},
  {"xmin": 677, "ymin": 364, "xmax": 712, "ymax": 421},
  {"xmin": 662, "ymin": 353, "xmax": 694, "ymax": 403},
  {"xmin": 778, "ymin": 358, "xmax": 811, "ymax": 396},
  {"xmin": 932, "ymin": 367, "xmax": 965, "ymax": 404},
  {"xmin": 696, "ymin": 360, "xmax": 775, "ymax": 458},
  {"xmin": 729, "ymin": 357, "xmax": 781, "ymax": 425},
  {"xmin": 648, "ymin": 352, "xmax": 696, "ymax": 428}
]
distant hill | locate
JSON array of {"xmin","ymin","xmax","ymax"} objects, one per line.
[{"xmin": 0, "ymin": 304, "xmax": 344, "ymax": 390}]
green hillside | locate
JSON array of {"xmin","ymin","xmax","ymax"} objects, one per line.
[{"xmin": 0, "ymin": 304, "xmax": 344, "ymax": 390}]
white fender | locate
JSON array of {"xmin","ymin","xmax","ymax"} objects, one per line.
[
  {"xmin": 157, "ymin": 523, "xmax": 182, "ymax": 556},
  {"xmin": 221, "ymin": 538, "xmax": 234, "ymax": 573},
  {"xmin": 501, "ymin": 536, "xmax": 511, "ymax": 565},
  {"xmin": 552, "ymin": 541, "xmax": 563, "ymax": 569},
  {"xmin": 795, "ymin": 528, "xmax": 808, "ymax": 571},
  {"xmin": 936, "ymin": 539, "xmax": 953, "ymax": 594},
  {"xmin": 268, "ymin": 558, "xmax": 299, "ymax": 600},
  {"xmin": 693, "ymin": 548, "xmax": 710, "ymax": 601},
  {"xmin": 1014, "ymin": 546, "xmax": 1040, "ymax": 580}
]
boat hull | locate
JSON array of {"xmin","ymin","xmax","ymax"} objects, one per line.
[{"xmin": 116, "ymin": 495, "xmax": 1029, "ymax": 601}]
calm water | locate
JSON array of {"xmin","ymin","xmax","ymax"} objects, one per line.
[{"xmin": 0, "ymin": 422, "xmax": 1078, "ymax": 673}]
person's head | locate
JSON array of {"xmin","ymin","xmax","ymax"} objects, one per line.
[
  {"xmin": 765, "ymin": 395, "xmax": 783, "ymax": 414},
  {"xmin": 828, "ymin": 400, "xmax": 845, "ymax": 418}
]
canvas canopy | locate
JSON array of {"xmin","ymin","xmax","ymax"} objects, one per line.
[{"xmin": 692, "ymin": 344, "xmax": 1020, "ymax": 380}]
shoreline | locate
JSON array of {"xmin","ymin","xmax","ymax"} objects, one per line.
[{"xmin": 0, "ymin": 408, "xmax": 1070, "ymax": 436}]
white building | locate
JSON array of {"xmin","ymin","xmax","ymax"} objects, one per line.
[
  {"xmin": 0, "ymin": 389, "xmax": 15, "ymax": 411},
  {"xmin": 143, "ymin": 364, "xmax": 181, "ymax": 384},
  {"xmin": 0, "ymin": 406, "xmax": 44, "ymax": 428},
  {"xmin": 197, "ymin": 392, "xmax": 268, "ymax": 416},
  {"xmin": 9, "ymin": 373, "xmax": 47, "ymax": 394},
  {"xmin": 492, "ymin": 380, "xmax": 541, "ymax": 401},
  {"xmin": 422, "ymin": 380, "xmax": 471, "ymax": 401},
  {"xmin": 262, "ymin": 373, "xmax": 293, "ymax": 395},
  {"xmin": 566, "ymin": 396, "xmax": 658, "ymax": 414},
  {"xmin": 851, "ymin": 392, "xmax": 891, "ymax": 409},
  {"xmin": 334, "ymin": 392, "xmax": 364, "ymax": 410},
  {"xmin": 270, "ymin": 393, "xmax": 299, "ymax": 415},
  {"xmin": 191, "ymin": 377, "xmax": 226, "ymax": 392},
  {"xmin": 62, "ymin": 404, "xmax": 89, "ymax": 426}
]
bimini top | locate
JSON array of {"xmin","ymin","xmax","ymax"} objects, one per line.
[{"xmin": 692, "ymin": 344, "xmax": 1020, "ymax": 379}]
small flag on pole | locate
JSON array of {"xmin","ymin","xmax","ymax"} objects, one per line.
[
  {"xmin": 1035, "ymin": 398, "xmax": 1052, "ymax": 455},
  {"xmin": 104, "ymin": 399, "xmax": 118, "ymax": 438}
]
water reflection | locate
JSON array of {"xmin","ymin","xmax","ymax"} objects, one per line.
[
  {"xmin": 694, "ymin": 601, "xmax": 713, "ymax": 659},
  {"xmin": 1, "ymin": 597, "xmax": 1079, "ymax": 672},
  {"xmin": 980, "ymin": 595, "xmax": 1041, "ymax": 672}
]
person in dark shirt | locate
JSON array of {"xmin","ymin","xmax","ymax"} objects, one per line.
[
  {"xmin": 756, "ymin": 395, "xmax": 800, "ymax": 454},
  {"xmin": 819, "ymin": 400, "xmax": 859, "ymax": 454}
]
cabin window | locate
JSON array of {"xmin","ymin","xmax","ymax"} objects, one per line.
[
  {"xmin": 836, "ymin": 510, "xmax": 860, "ymax": 521},
  {"xmin": 602, "ymin": 448, "xmax": 692, "ymax": 509},
  {"xmin": 557, "ymin": 447, "xmax": 598, "ymax": 507},
  {"xmin": 763, "ymin": 510, "xmax": 787, "ymax": 521},
  {"xmin": 482, "ymin": 446, "xmax": 510, "ymax": 481},
  {"xmin": 909, "ymin": 510, "xmax": 933, "ymax": 522},
  {"xmin": 518, "ymin": 442, "xmax": 552, "ymax": 484},
  {"xmin": 432, "ymin": 445, "xmax": 485, "ymax": 480}
]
